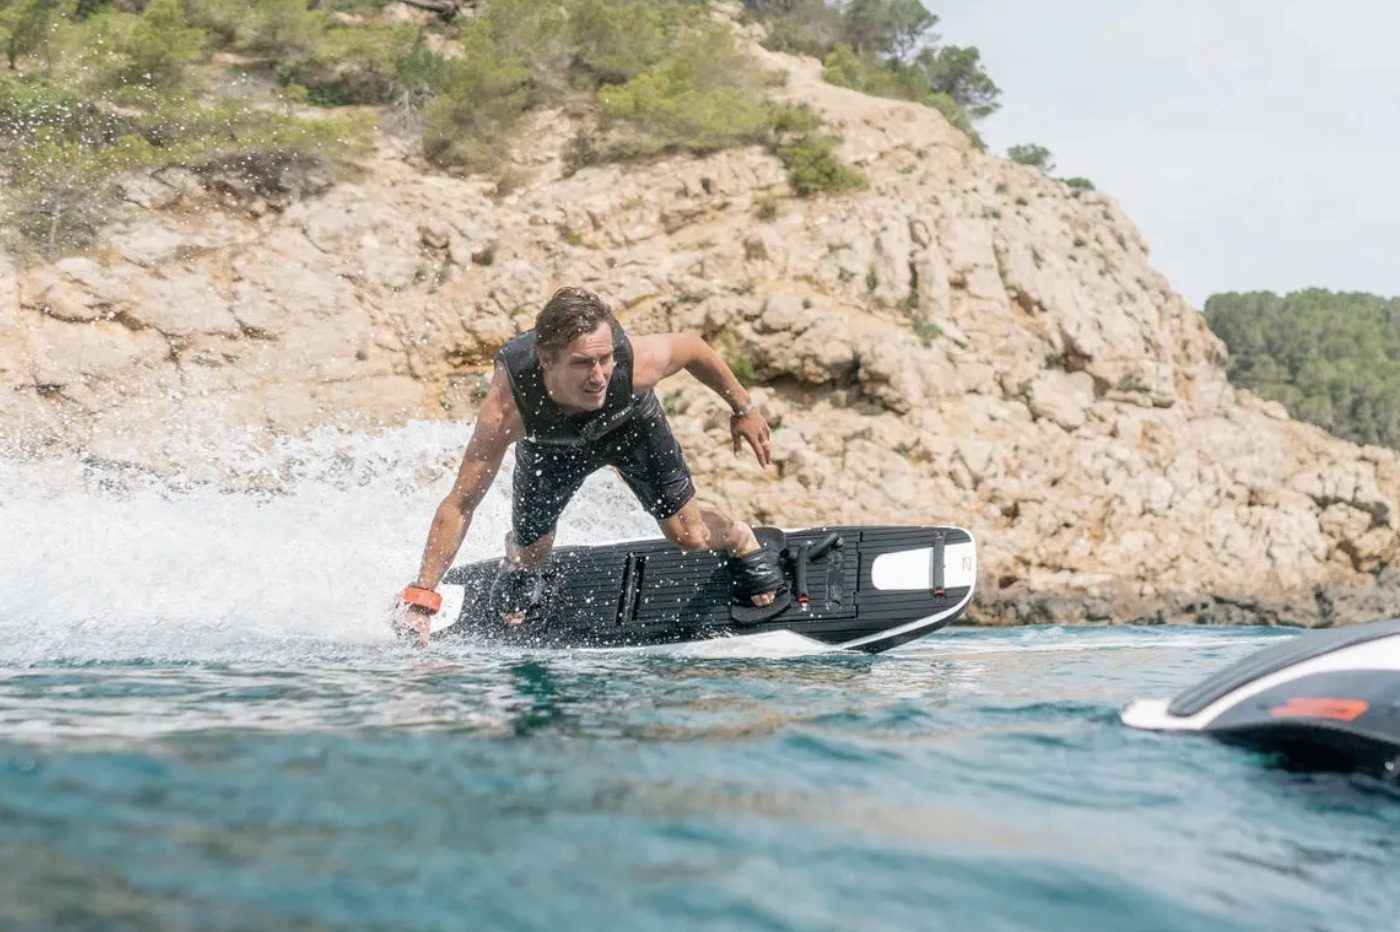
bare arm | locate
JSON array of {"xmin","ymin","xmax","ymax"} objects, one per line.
[
  {"xmin": 632, "ymin": 332, "xmax": 771, "ymax": 467},
  {"xmin": 632, "ymin": 332, "xmax": 750, "ymax": 410},
  {"xmin": 412, "ymin": 366, "xmax": 523, "ymax": 591}
]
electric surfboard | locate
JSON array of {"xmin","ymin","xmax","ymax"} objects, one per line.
[
  {"xmin": 1122, "ymin": 617, "xmax": 1400, "ymax": 772},
  {"xmin": 433, "ymin": 525, "xmax": 976, "ymax": 653}
]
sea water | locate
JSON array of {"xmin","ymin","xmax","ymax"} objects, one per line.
[{"xmin": 2, "ymin": 425, "xmax": 1396, "ymax": 932}]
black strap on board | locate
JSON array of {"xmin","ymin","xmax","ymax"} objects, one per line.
[{"xmin": 930, "ymin": 530, "xmax": 946, "ymax": 598}]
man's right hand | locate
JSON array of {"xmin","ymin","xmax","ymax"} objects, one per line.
[{"xmin": 391, "ymin": 603, "xmax": 433, "ymax": 647}]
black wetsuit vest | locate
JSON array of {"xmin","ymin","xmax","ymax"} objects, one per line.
[{"xmin": 496, "ymin": 322, "xmax": 662, "ymax": 448}]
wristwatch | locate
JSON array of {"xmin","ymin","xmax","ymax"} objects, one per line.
[{"xmin": 400, "ymin": 585, "xmax": 442, "ymax": 614}]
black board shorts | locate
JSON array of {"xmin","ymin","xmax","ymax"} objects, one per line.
[{"xmin": 511, "ymin": 408, "xmax": 696, "ymax": 546}]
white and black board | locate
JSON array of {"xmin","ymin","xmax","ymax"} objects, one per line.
[
  {"xmin": 434, "ymin": 525, "xmax": 976, "ymax": 653},
  {"xmin": 1121, "ymin": 617, "xmax": 1400, "ymax": 770}
]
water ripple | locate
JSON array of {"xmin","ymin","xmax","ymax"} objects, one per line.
[{"xmin": 0, "ymin": 625, "xmax": 1394, "ymax": 930}]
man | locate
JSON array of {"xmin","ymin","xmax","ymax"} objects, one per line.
[{"xmin": 395, "ymin": 287, "xmax": 783, "ymax": 645}]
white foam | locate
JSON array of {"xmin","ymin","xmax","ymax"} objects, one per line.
[
  {"xmin": 2, "ymin": 424, "xmax": 1282, "ymax": 666},
  {"xmin": 604, "ymin": 629, "xmax": 839, "ymax": 659},
  {"xmin": 0, "ymin": 422, "xmax": 660, "ymax": 664},
  {"xmin": 895, "ymin": 625, "xmax": 1289, "ymax": 659}
]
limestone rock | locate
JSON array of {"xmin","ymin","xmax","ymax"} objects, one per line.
[
  {"xmin": 29, "ymin": 315, "xmax": 169, "ymax": 388},
  {"xmin": 126, "ymin": 270, "xmax": 240, "ymax": 337},
  {"xmin": 1024, "ymin": 370, "xmax": 1095, "ymax": 431},
  {"xmin": 21, "ymin": 267, "xmax": 106, "ymax": 323},
  {"xmin": 111, "ymin": 222, "xmax": 188, "ymax": 268},
  {"xmin": 115, "ymin": 174, "xmax": 185, "ymax": 210}
]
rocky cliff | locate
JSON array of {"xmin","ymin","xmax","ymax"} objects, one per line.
[{"xmin": 3, "ymin": 28, "xmax": 1397, "ymax": 627}]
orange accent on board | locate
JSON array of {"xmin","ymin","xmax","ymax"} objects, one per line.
[
  {"xmin": 400, "ymin": 586, "xmax": 442, "ymax": 614},
  {"xmin": 1269, "ymin": 697, "xmax": 1369, "ymax": 722}
]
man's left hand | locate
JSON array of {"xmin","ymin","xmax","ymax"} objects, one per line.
[{"xmin": 731, "ymin": 408, "xmax": 772, "ymax": 468}]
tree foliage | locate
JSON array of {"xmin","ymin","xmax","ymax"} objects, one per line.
[
  {"xmin": 420, "ymin": 21, "xmax": 529, "ymax": 173},
  {"xmin": 751, "ymin": 0, "xmax": 842, "ymax": 59},
  {"xmin": 1006, "ymin": 142, "xmax": 1097, "ymax": 191},
  {"xmin": 598, "ymin": 20, "xmax": 774, "ymax": 157},
  {"xmin": 102, "ymin": 0, "xmax": 208, "ymax": 91},
  {"xmin": 1007, "ymin": 142, "xmax": 1054, "ymax": 172},
  {"xmin": 821, "ymin": 41, "xmax": 977, "ymax": 140},
  {"xmin": 476, "ymin": 0, "xmax": 570, "ymax": 100},
  {"xmin": 1205, "ymin": 289, "xmax": 1400, "ymax": 450},
  {"xmin": 916, "ymin": 44, "xmax": 998, "ymax": 120},
  {"xmin": 0, "ymin": 0, "xmax": 67, "ymax": 70},
  {"xmin": 569, "ymin": 0, "xmax": 667, "ymax": 85},
  {"xmin": 821, "ymin": 42, "xmax": 922, "ymax": 99},
  {"xmin": 289, "ymin": 19, "xmax": 423, "ymax": 105},
  {"xmin": 841, "ymin": 0, "xmax": 934, "ymax": 60},
  {"xmin": 241, "ymin": 0, "xmax": 325, "ymax": 58},
  {"xmin": 776, "ymin": 133, "xmax": 867, "ymax": 196},
  {"xmin": 0, "ymin": 0, "xmax": 872, "ymax": 251},
  {"xmin": 743, "ymin": 0, "xmax": 998, "ymax": 141},
  {"xmin": 0, "ymin": 0, "xmax": 368, "ymax": 256}
]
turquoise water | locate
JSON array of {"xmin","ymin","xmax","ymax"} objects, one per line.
[
  {"xmin": 3, "ymin": 431, "xmax": 1396, "ymax": 930},
  {"xmin": 3, "ymin": 626, "xmax": 1397, "ymax": 932}
]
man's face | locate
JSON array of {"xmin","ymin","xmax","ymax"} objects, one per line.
[{"xmin": 541, "ymin": 322, "xmax": 615, "ymax": 412}]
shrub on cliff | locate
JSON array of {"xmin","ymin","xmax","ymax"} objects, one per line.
[
  {"xmin": 239, "ymin": 0, "xmax": 326, "ymax": 58},
  {"xmin": 918, "ymin": 44, "xmax": 999, "ymax": 121},
  {"xmin": 1007, "ymin": 143, "xmax": 1097, "ymax": 192},
  {"xmin": 189, "ymin": 0, "xmax": 442, "ymax": 109},
  {"xmin": 283, "ymin": 20, "xmax": 426, "ymax": 106},
  {"xmin": 822, "ymin": 42, "xmax": 979, "ymax": 141},
  {"xmin": 475, "ymin": 0, "xmax": 571, "ymax": 101},
  {"xmin": 757, "ymin": 0, "xmax": 931, "ymax": 59},
  {"xmin": 420, "ymin": 23, "xmax": 529, "ymax": 173},
  {"xmin": 181, "ymin": 0, "xmax": 244, "ymax": 47},
  {"xmin": 842, "ymin": 0, "xmax": 934, "ymax": 60},
  {"xmin": 748, "ymin": 0, "xmax": 843, "ymax": 59},
  {"xmin": 598, "ymin": 20, "xmax": 775, "ymax": 157},
  {"xmin": 424, "ymin": 0, "xmax": 777, "ymax": 173},
  {"xmin": 0, "ymin": 72, "xmax": 369, "ymax": 255},
  {"xmin": 1008, "ymin": 142, "xmax": 1054, "ymax": 172},
  {"xmin": 0, "ymin": 76, "xmax": 133, "ymax": 253},
  {"xmin": 587, "ymin": 16, "xmax": 866, "ymax": 193},
  {"xmin": 1, "ymin": 0, "xmax": 870, "ymax": 239},
  {"xmin": 86, "ymin": 0, "xmax": 208, "ymax": 92},
  {"xmin": 1205, "ymin": 289, "xmax": 1400, "ymax": 450},
  {"xmin": 776, "ymin": 134, "xmax": 867, "ymax": 196},
  {"xmin": 1, "ymin": 0, "xmax": 63, "ymax": 71},
  {"xmin": 569, "ymin": 0, "xmax": 669, "ymax": 86},
  {"xmin": 821, "ymin": 42, "xmax": 924, "ymax": 100},
  {"xmin": 744, "ymin": 0, "xmax": 999, "ymax": 140},
  {"xmin": 6, "ymin": 135, "xmax": 117, "ymax": 255}
]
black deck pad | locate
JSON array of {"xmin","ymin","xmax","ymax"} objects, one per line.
[{"xmin": 435, "ymin": 525, "xmax": 975, "ymax": 653}]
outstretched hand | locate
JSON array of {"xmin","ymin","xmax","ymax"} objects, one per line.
[
  {"xmin": 730, "ymin": 408, "xmax": 773, "ymax": 468},
  {"xmin": 391, "ymin": 603, "xmax": 432, "ymax": 647}
]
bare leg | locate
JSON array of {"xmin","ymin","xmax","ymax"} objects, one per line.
[
  {"xmin": 656, "ymin": 499, "xmax": 776, "ymax": 606},
  {"xmin": 500, "ymin": 530, "xmax": 555, "ymax": 625}
]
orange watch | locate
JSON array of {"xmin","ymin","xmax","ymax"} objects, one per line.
[{"xmin": 400, "ymin": 585, "xmax": 442, "ymax": 614}]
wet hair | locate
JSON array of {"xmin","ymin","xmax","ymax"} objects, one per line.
[{"xmin": 534, "ymin": 287, "xmax": 615, "ymax": 361}]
